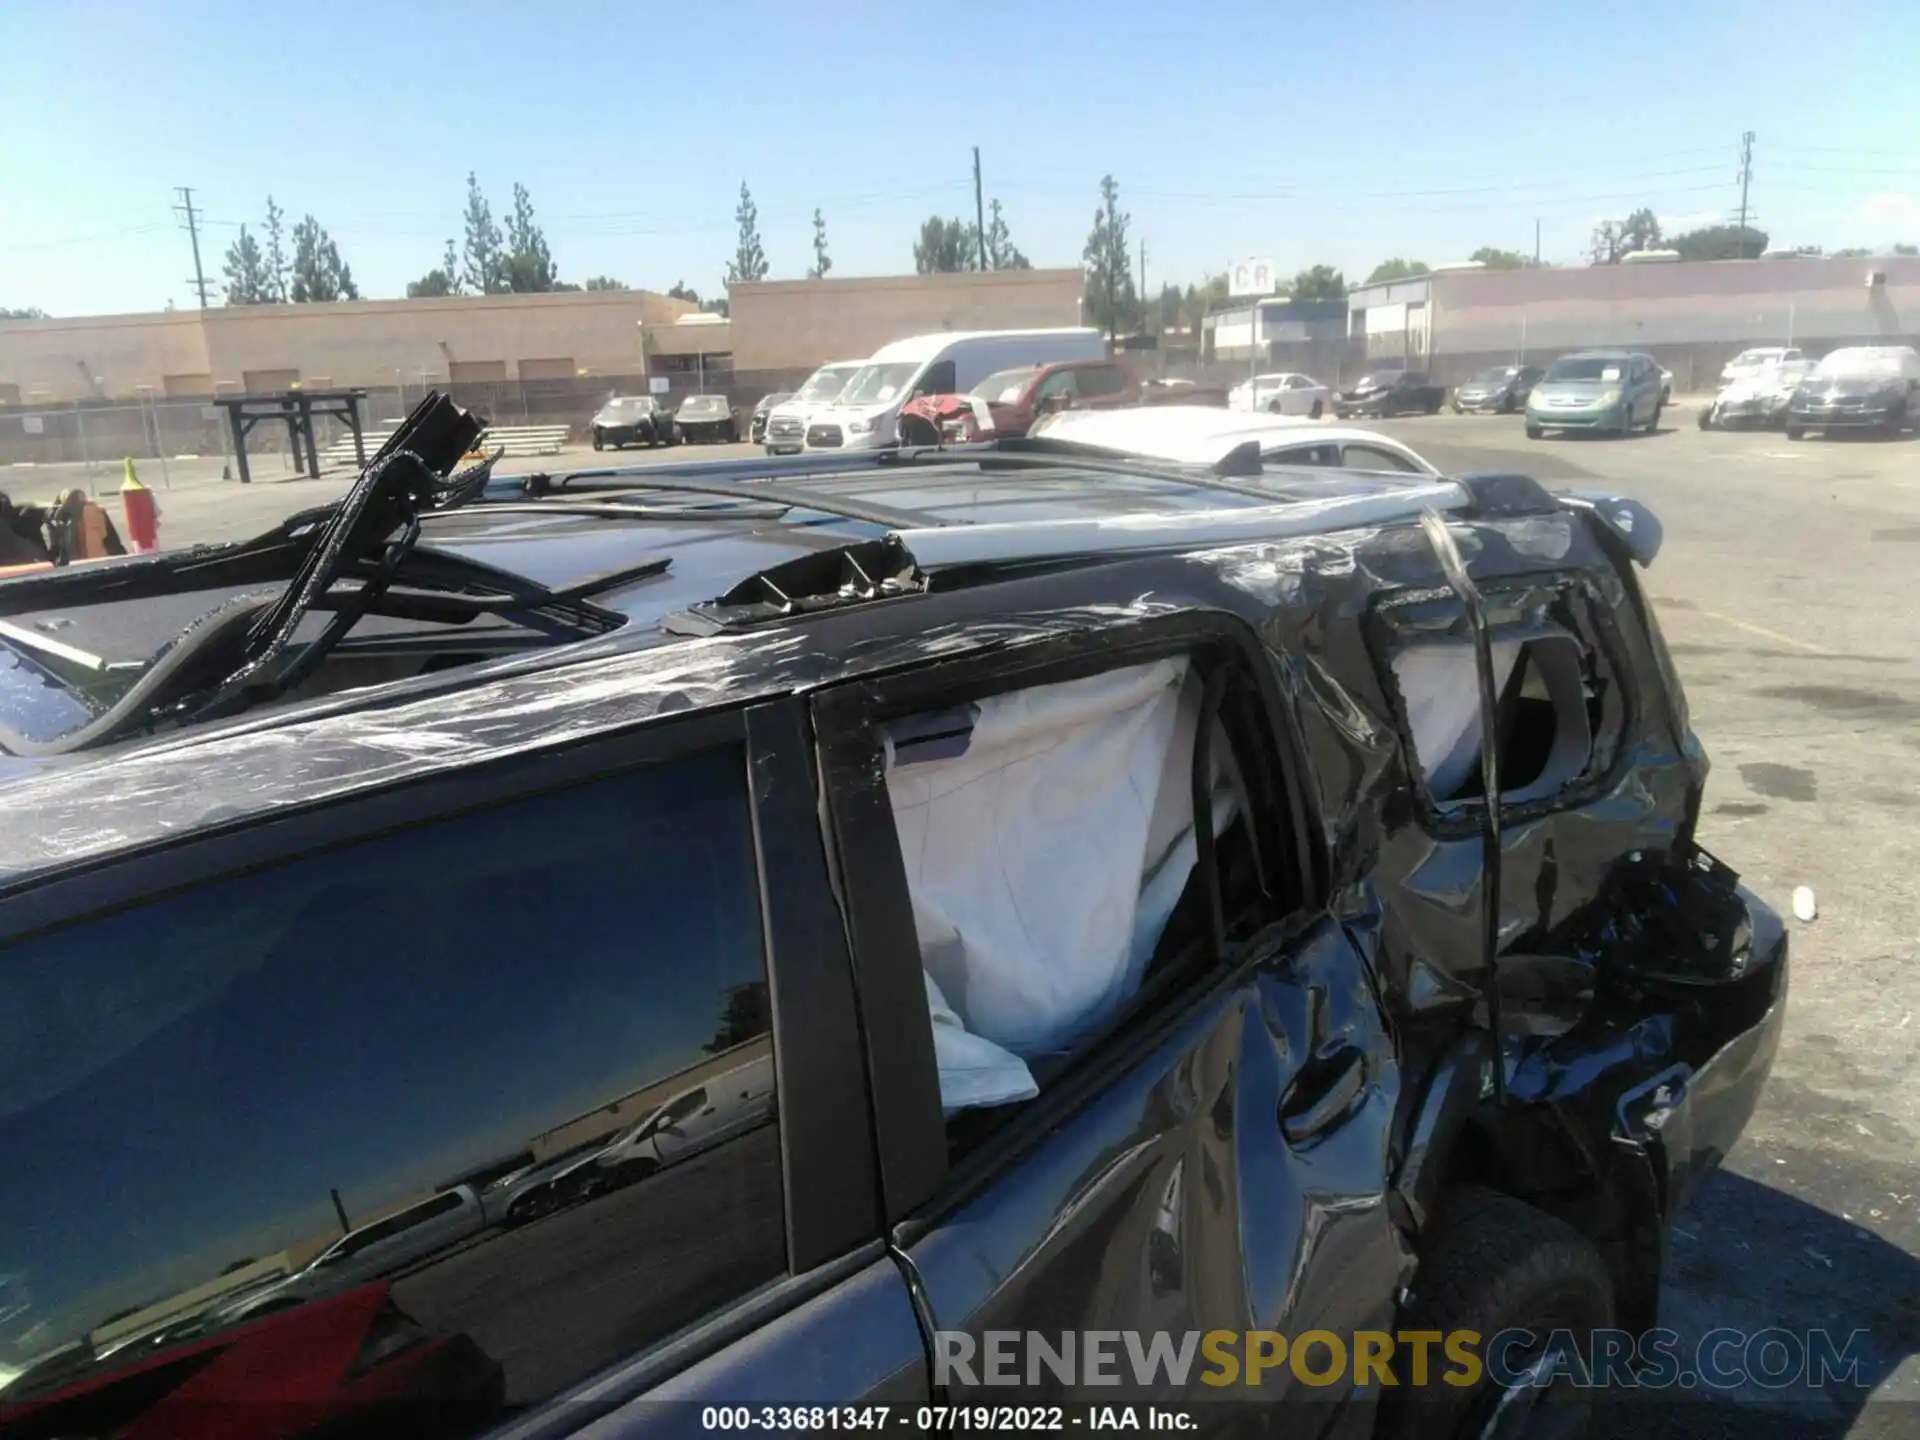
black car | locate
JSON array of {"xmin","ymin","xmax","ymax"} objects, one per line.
[
  {"xmin": 1334, "ymin": 367, "xmax": 1447, "ymax": 418},
  {"xmin": 749, "ymin": 391, "xmax": 794, "ymax": 446},
  {"xmin": 0, "ymin": 395, "xmax": 1783, "ymax": 1436},
  {"xmin": 675, "ymin": 393, "xmax": 738, "ymax": 443},
  {"xmin": 1451, "ymin": 364, "xmax": 1545, "ymax": 414},
  {"xmin": 589, "ymin": 395, "xmax": 672, "ymax": 450},
  {"xmin": 1785, "ymin": 346, "xmax": 1920, "ymax": 439}
]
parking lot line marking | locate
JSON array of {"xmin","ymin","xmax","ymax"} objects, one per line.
[{"xmin": 1691, "ymin": 607, "xmax": 1834, "ymax": 655}]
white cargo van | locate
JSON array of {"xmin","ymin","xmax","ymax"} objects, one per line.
[
  {"xmin": 803, "ymin": 329, "xmax": 1107, "ymax": 451},
  {"xmin": 762, "ymin": 359, "xmax": 865, "ymax": 455}
]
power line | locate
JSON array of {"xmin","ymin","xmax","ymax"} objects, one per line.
[
  {"xmin": 174, "ymin": 186, "xmax": 211, "ymax": 309},
  {"xmin": 0, "ymin": 222, "xmax": 166, "ymax": 255}
]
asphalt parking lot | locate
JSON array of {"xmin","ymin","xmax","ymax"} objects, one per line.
[
  {"xmin": 1381, "ymin": 405, "xmax": 1920, "ymax": 1438},
  {"xmin": 14, "ymin": 407, "xmax": 1916, "ymax": 1433}
]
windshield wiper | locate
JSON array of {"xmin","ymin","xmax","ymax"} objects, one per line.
[{"xmin": 0, "ymin": 394, "xmax": 554, "ymax": 757}]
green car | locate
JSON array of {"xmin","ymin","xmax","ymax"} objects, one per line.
[{"xmin": 1525, "ymin": 349, "xmax": 1665, "ymax": 438}]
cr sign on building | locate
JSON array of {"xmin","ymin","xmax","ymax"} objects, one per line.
[{"xmin": 1229, "ymin": 259, "xmax": 1277, "ymax": 297}]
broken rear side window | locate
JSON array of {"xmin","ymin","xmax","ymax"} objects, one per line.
[{"xmin": 1374, "ymin": 584, "xmax": 1626, "ymax": 814}]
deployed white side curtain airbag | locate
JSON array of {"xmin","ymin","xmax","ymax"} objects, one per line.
[
  {"xmin": 1391, "ymin": 639, "xmax": 1522, "ymax": 800},
  {"xmin": 885, "ymin": 657, "xmax": 1232, "ymax": 1111}
]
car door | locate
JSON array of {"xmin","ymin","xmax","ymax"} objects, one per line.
[
  {"xmin": 648, "ymin": 1086, "xmax": 709, "ymax": 1165},
  {"xmin": 0, "ymin": 700, "xmax": 925, "ymax": 1437},
  {"xmin": 811, "ymin": 624, "xmax": 1404, "ymax": 1435}
]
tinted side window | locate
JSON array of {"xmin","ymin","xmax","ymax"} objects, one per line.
[
  {"xmin": 1341, "ymin": 443, "xmax": 1421, "ymax": 474},
  {"xmin": 1034, "ymin": 369, "xmax": 1080, "ymax": 400},
  {"xmin": 916, "ymin": 360, "xmax": 957, "ymax": 398},
  {"xmin": 1076, "ymin": 365, "xmax": 1124, "ymax": 397},
  {"xmin": 1270, "ymin": 442, "xmax": 1343, "ymax": 468},
  {"xmin": 0, "ymin": 748, "xmax": 782, "ymax": 1430}
]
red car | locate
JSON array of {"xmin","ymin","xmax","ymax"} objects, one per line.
[
  {"xmin": 897, "ymin": 357, "xmax": 1140, "ymax": 444},
  {"xmin": 0, "ymin": 1283, "xmax": 504, "ymax": 1440}
]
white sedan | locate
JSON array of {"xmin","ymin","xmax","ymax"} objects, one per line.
[
  {"xmin": 1227, "ymin": 372, "xmax": 1334, "ymax": 419},
  {"xmin": 1028, "ymin": 406, "xmax": 1440, "ymax": 475}
]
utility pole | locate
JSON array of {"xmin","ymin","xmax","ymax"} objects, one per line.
[
  {"xmin": 1534, "ymin": 219, "xmax": 1541, "ymax": 266},
  {"xmin": 1139, "ymin": 238, "xmax": 1147, "ymax": 304},
  {"xmin": 972, "ymin": 147, "xmax": 988, "ymax": 271},
  {"xmin": 174, "ymin": 185, "xmax": 211, "ymax": 309},
  {"xmin": 1736, "ymin": 131, "xmax": 1756, "ymax": 257}
]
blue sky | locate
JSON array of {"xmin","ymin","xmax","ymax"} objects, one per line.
[{"xmin": 3, "ymin": 0, "xmax": 1917, "ymax": 317}]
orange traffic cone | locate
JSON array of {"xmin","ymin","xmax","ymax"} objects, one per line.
[{"xmin": 121, "ymin": 459, "xmax": 160, "ymax": 553}]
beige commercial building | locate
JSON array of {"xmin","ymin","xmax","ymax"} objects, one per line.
[
  {"xmin": 1349, "ymin": 252, "xmax": 1920, "ymax": 389},
  {"xmin": 0, "ymin": 269, "xmax": 1087, "ymax": 406},
  {"xmin": 0, "ymin": 288, "xmax": 695, "ymax": 405}
]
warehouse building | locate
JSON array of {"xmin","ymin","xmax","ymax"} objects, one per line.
[
  {"xmin": 1349, "ymin": 253, "xmax": 1920, "ymax": 389},
  {"xmin": 0, "ymin": 269, "xmax": 1085, "ymax": 406},
  {"xmin": 0, "ymin": 269, "xmax": 1086, "ymax": 464}
]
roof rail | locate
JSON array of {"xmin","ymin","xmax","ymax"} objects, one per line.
[{"xmin": 893, "ymin": 481, "xmax": 1472, "ymax": 571}]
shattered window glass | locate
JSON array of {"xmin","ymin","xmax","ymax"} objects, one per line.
[{"xmin": 1389, "ymin": 629, "xmax": 1605, "ymax": 808}]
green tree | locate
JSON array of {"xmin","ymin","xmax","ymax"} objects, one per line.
[
  {"xmin": 809, "ymin": 207, "xmax": 832, "ymax": 280},
  {"xmin": 1593, "ymin": 208, "xmax": 1665, "ymax": 263},
  {"xmin": 1621, "ymin": 207, "xmax": 1662, "ymax": 253},
  {"xmin": 405, "ymin": 266, "xmax": 457, "ymax": 298},
  {"xmin": 1082, "ymin": 175, "xmax": 1137, "ymax": 338},
  {"xmin": 1365, "ymin": 258, "xmax": 1429, "ymax": 284},
  {"xmin": 1668, "ymin": 223, "xmax": 1768, "ymax": 261},
  {"xmin": 583, "ymin": 275, "xmax": 629, "ymax": 290},
  {"xmin": 0, "ymin": 306, "xmax": 48, "ymax": 320},
  {"xmin": 503, "ymin": 182, "xmax": 558, "ymax": 292},
  {"xmin": 288, "ymin": 215, "xmax": 358, "ymax": 302},
  {"xmin": 913, "ymin": 216, "xmax": 978, "ymax": 274},
  {"xmin": 1895, "ymin": 243, "xmax": 1919, "ymax": 257},
  {"xmin": 1181, "ymin": 273, "xmax": 1229, "ymax": 328},
  {"xmin": 1469, "ymin": 246, "xmax": 1534, "ymax": 270},
  {"xmin": 262, "ymin": 196, "xmax": 290, "ymax": 302},
  {"xmin": 667, "ymin": 281, "xmax": 702, "ymax": 305},
  {"xmin": 1830, "ymin": 247, "xmax": 1872, "ymax": 258},
  {"xmin": 461, "ymin": 171, "xmax": 506, "ymax": 294},
  {"xmin": 984, "ymin": 198, "xmax": 1029, "ymax": 269},
  {"xmin": 221, "ymin": 226, "xmax": 274, "ymax": 304},
  {"xmin": 703, "ymin": 982, "xmax": 770, "ymax": 1055},
  {"xmin": 1288, "ymin": 264, "xmax": 1347, "ymax": 302},
  {"xmin": 1156, "ymin": 282, "xmax": 1183, "ymax": 331},
  {"xmin": 728, "ymin": 182, "xmax": 769, "ymax": 284}
]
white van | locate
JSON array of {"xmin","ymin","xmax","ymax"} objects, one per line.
[
  {"xmin": 763, "ymin": 360, "xmax": 865, "ymax": 455},
  {"xmin": 804, "ymin": 329, "xmax": 1108, "ymax": 451},
  {"xmin": 586, "ymin": 1053, "xmax": 777, "ymax": 1185}
]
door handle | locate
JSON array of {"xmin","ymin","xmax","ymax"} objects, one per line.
[{"xmin": 1279, "ymin": 1046, "xmax": 1368, "ymax": 1147}]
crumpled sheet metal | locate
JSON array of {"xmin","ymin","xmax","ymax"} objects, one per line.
[
  {"xmin": 0, "ymin": 601, "xmax": 1179, "ymax": 884},
  {"xmin": 0, "ymin": 496, "xmax": 1698, "ymax": 1023},
  {"xmin": 1200, "ymin": 509, "xmax": 1702, "ymax": 1022}
]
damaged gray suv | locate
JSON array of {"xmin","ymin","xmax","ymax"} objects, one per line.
[{"xmin": 0, "ymin": 397, "xmax": 1784, "ymax": 1440}]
